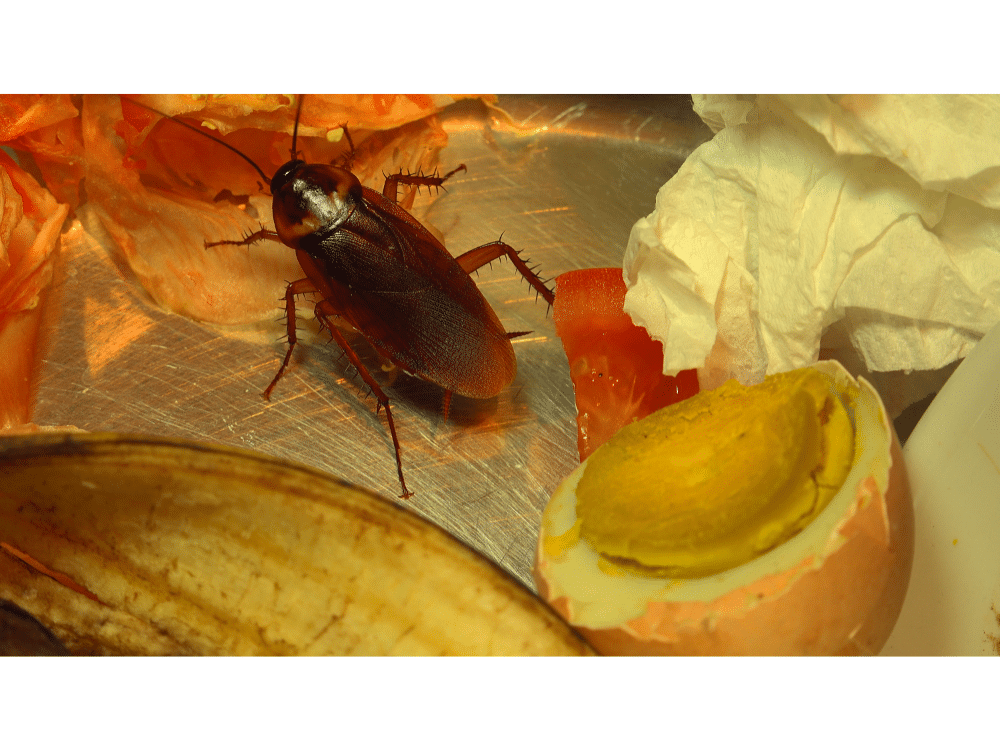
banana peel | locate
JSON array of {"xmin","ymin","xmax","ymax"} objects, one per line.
[{"xmin": 0, "ymin": 432, "xmax": 593, "ymax": 656}]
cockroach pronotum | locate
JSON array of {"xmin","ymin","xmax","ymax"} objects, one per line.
[{"xmin": 127, "ymin": 96, "xmax": 555, "ymax": 499}]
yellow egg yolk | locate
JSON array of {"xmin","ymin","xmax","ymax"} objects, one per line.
[{"xmin": 571, "ymin": 367, "xmax": 855, "ymax": 578}]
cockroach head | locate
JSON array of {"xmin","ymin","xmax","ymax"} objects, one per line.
[{"xmin": 271, "ymin": 159, "xmax": 307, "ymax": 195}]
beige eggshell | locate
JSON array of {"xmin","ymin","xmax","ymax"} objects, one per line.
[{"xmin": 535, "ymin": 366, "xmax": 914, "ymax": 656}]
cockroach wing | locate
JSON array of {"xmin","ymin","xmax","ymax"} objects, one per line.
[{"xmin": 298, "ymin": 188, "xmax": 517, "ymax": 400}]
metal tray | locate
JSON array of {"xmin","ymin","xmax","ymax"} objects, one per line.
[{"xmin": 30, "ymin": 95, "xmax": 713, "ymax": 591}]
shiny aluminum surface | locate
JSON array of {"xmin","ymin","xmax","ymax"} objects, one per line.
[{"xmin": 32, "ymin": 95, "xmax": 713, "ymax": 590}]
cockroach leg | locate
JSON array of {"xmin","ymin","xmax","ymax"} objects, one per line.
[
  {"xmin": 262, "ymin": 278, "xmax": 316, "ymax": 401},
  {"xmin": 313, "ymin": 300, "xmax": 413, "ymax": 499},
  {"xmin": 336, "ymin": 123, "xmax": 356, "ymax": 171},
  {"xmin": 456, "ymin": 241, "xmax": 556, "ymax": 306},
  {"xmin": 205, "ymin": 228, "xmax": 281, "ymax": 250},
  {"xmin": 382, "ymin": 164, "xmax": 467, "ymax": 204},
  {"xmin": 441, "ymin": 390, "xmax": 453, "ymax": 424},
  {"xmin": 264, "ymin": 278, "xmax": 413, "ymax": 498}
]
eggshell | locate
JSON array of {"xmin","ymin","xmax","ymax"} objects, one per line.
[{"xmin": 534, "ymin": 361, "xmax": 914, "ymax": 656}]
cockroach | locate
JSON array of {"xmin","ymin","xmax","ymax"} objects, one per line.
[{"xmin": 129, "ymin": 96, "xmax": 555, "ymax": 499}]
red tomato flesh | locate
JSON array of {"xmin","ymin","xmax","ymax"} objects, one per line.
[{"xmin": 554, "ymin": 267, "xmax": 699, "ymax": 461}]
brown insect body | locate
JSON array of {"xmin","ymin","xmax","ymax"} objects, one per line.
[{"xmin": 272, "ymin": 161, "xmax": 518, "ymax": 400}]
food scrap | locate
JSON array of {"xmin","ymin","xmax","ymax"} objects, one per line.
[
  {"xmin": 0, "ymin": 433, "xmax": 594, "ymax": 656},
  {"xmin": 0, "ymin": 135, "xmax": 69, "ymax": 429},
  {"xmin": 535, "ymin": 361, "xmax": 914, "ymax": 656},
  {"xmin": 574, "ymin": 367, "xmax": 853, "ymax": 578},
  {"xmin": 553, "ymin": 267, "xmax": 698, "ymax": 460}
]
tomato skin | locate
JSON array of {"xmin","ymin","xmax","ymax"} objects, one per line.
[{"xmin": 554, "ymin": 268, "xmax": 699, "ymax": 461}]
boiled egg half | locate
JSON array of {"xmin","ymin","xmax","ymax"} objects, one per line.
[{"xmin": 534, "ymin": 360, "xmax": 913, "ymax": 655}]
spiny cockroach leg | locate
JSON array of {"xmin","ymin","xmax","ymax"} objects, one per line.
[
  {"xmin": 264, "ymin": 278, "xmax": 412, "ymax": 498},
  {"xmin": 313, "ymin": 300, "xmax": 412, "ymax": 499},
  {"xmin": 442, "ymin": 390, "xmax": 453, "ymax": 424},
  {"xmin": 263, "ymin": 277, "xmax": 317, "ymax": 401},
  {"xmin": 205, "ymin": 227, "xmax": 281, "ymax": 250},
  {"xmin": 382, "ymin": 164, "xmax": 467, "ymax": 204},
  {"xmin": 338, "ymin": 123, "xmax": 356, "ymax": 170},
  {"xmin": 455, "ymin": 240, "xmax": 556, "ymax": 306}
]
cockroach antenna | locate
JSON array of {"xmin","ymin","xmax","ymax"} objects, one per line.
[
  {"xmin": 124, "ymin": 98, "xmax": 273, "ymax": 185},
  {"xmin": 290, "ymin": 95, "xmax": 305, "ymax": 161}
]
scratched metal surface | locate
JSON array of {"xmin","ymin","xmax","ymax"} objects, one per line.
[{"xmin": 31, "ymin": 95, "xmax": 713, "ymax": 590}]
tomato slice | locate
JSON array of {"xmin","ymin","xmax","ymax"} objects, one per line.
[{"xmin": 554, "ymin": 267, "xmax": 699, "ymax": 461}]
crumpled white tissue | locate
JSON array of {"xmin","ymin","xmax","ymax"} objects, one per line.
[{"xmin": 623, "ymin": 95, "xmax": 1000, "ymax": 408}]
